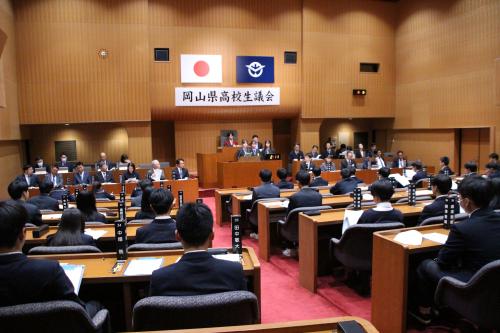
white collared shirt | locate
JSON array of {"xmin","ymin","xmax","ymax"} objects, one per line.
[
  {"xmin": 373, "ymin": 202, "xmax": 393, "ymax": 212},
  {"xmin": 0, "ymin": 251, "xmax": 23, "ymax": 256},
  {"xmin": 25, "ymin": 174, "xmax": 30, "ymax": 185},
  {"xmin": 155, "ymin": 215, "xmax": 172, "ymax": 220}
]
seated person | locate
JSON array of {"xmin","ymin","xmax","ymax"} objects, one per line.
[
  {"xmin": 249, "ymin": 169, "xmax": 280, "ymax": 239},
  {"xmin": 251, "ymin": 134, "xmax": 263, "ymax": 150},
  {"xmin": 261, "ymin": 140, "xmax": 275, "ymax": 157},
  {"xmin": 134, "ymin": 187, "xmax": 156, "ymax": 220},
  {"xmin": 411, "ymin": 161, "xmax": 427, "ymax": 183},
  {"xmin": 392, "ymin": 150, "xmax": 407, "ymax": 168},
  {"xmin": 357, "ymin": 180, "xmax": 404, "ymax": 224},
  {"xmin": 0, "ymin": 201, "xmax": 102, "ymax": 316},
  {"xmin": 7, "ymin": 180, "xmax": 42, "ymax": 226},
  {"xmin": 73, "ymin": 162, "xmax": 91, "ymax": 185},
  {"xmin": 57, "ymin": 153, "xmax": 74, "ymax": 172},
  {"xmin": 249, "ymin": 141, "xmax": 261, "ymax": 157},
  {"xmin": 47, "ymin": 208, "xmax": 96, "ymax": 247},
  {"xmin": 95, "ymin": 162, "xmax": 114, "ymax": 183},
  {"xmin": 76, "ymin": 191, "xmax": 106, "ymax": 223},
  {"xmin": 236, "ymin": 139, "xmax": 250, "ymax": 159},
  {"xmin": 309, "ymin": 145, "xmax": 321, "ymax": 159},
  {"xmin": 15, "ymin": 164, "xmax": 39, "ymax": 188},
  {"xmin": 489, "ymin": 178, "xmax": 500, "ymax": 210},
  {"xmin": 310, "ymin": 167, "xmax": 328, "ymax": 187},
  {"xmin": 131, "ymin": 179, "xmax": 152, "ymax": 206},
  {"xmin": 414, "ymin": 176, "xmax": 500, "ymax": 324},
  {"xmin": 49, "ymin": 186, "xmax": 75, "ymax": 202},
  {"xmin": 223, "ymin": 132, "xmax": 237, "ymax": 147},
  {"xmin": 418, "ymin": 174, "xmax": 460, "ymax": 224},
  {"xmin": 489, "ymin": 152, "xmax": 498, "ymax": 164},
  {"xmin": 372, "ymin": 149, "xmax": 387, "ymax": 169},
  {"xmin": 322, "ymin": 141, "xmax": 335, "ymax": 159},
  {"xmin": 136, "ymin": 189, "xmax": 176, "ymax": 243},
  {"xmin": 485, "ymin": 162, "xmax": 500, "ymax": 179},
  {"xmin": 320, "ymin": 155, "xmax": 336, "ymax": 172},
  {"xmin": 463, "ymin": 161, "xmax": 478, "ymax": 177},
  {"xmin": 32, "ymin": 156, "xmax": 50, "ymax": 173},
  {"xmin": 336, "ymin": 143, "xmax": 347, "ymax": 157},
  {"xmin": 27, "ymin": 181, "xmax": 59, "ymax": 211},
  {"xmin": 95, "ymin": 151, "xmax": 115, "ymax": 170},
  {"xmin": 123, "ymin": 162, "xmax": 140, "ymax": 183},
  {"xmin": 46, "ymin": 165, "xmax": 63, "ymax": 188},
  {"xmin": 172, "ymin": 158, "xmax": 189, "ymax": 180},
  {"xmin": 340, "ymin": 150, "xmax": 356, "ymax": 169},
  {"xmin": 147, "ymin": 160, "xmax": 165, "ymax": 181},
  {"xmin": 330, "ymin": 168, "xmax": 359, "ymax": 195},
  {"xmin": 355, "ymin": 143, "xmax": 368, "ymax": 159},
  {"xmin": 150, "ymin": 202, "xmax": 247, "ymax": 296},
  {"xmin": 275, "ymin": 168, "xmax": 294, "ymax": 189},
  {"xmin": 438, "ymin": 156, "xmax": 454, "ymax": 175},
  {"xmin": 92, "ymin": 181, "xmax": 115, "ymax": 200},
  {"xmin": 300, "ymin": 153, "xmax": 314, "ymax": 171},
  {"xmin": 378, "ymin": 166, "xmax": 391, "ymax": 181},
  {"xmin": 289, "ymin": 143, "xmax": 304, "ymax": 162}
]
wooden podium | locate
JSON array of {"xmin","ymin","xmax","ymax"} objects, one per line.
[
  {"xmin": 197, "ymin": 146, "xmax": 239, "ymax": 188},
  {"xmin": 217, "ymin": 160, "xmax": 283, "ymax": 188}
]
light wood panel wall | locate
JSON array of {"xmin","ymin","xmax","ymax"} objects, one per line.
[
  {"xmin": 174, "ymin": 120, "xmax": 273, "ymax": 172},
  {"xmin": 395, "ymin": 0, "xmax": 500, "ymax": 150},
  {"xmin": 460, "ymin": 128, "xmax": 490, "ymax": 174},
  {"xmin": 302, "ymin": 0, "xmax": 397, "ymax": 118},
  {"xmin": 14, "ymin": 0, "xmax": 150, "ymax": 124},
  {"xmin": 0, "ymin": 141, "xmax": 23, "ymax": 199},
  {"xmin": 124, "ymin": 122, "xmax": 153, "ymax": 164},
  {"xmin": 151, "ymin": 121, "xmax": 176, "ymax": 164}
]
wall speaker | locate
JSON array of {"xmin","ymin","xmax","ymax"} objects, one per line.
[
  {"xmin": 284, "ymin": 51, "xmax": 297, "ymax": 64},
  {"xmin": 353, "ymin": 89, "xmax": 367, "ymax": 96},
  {"xmin": 154, "ymin": 48, "xmax": 170, "ymax": 62},
  {"xmin": 360, "ymin": 63, "xmax": 379, "ymax": 73}
]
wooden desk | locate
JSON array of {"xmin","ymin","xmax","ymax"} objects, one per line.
[
  {"xmin": 371, "ymin": 224, "xmax": 449, "ymax": 333},
  {"xmin": 321, "ymin": 168, "xmax": 403, "ymax": 184},
  {"xmin": 197, "ymin": 147, "xmax": 240, "ymax": 188},
  {"xmin": 217, "ymin": 160, "xmax": 283, "ymax": 188},
  {"xmin": 154, "ymin": 316, "xmax": 379, "ymax": 333},
  {"xmin": 214, "ymin": 188, "xmax": 251, "ymax": 226},
  {"xmin": 152, "ymin": 179, "xmax": 199, "ymax": 204},
  {"xmin": 30, "ymin": 247, "xmax": 261, "ymax": 331}
]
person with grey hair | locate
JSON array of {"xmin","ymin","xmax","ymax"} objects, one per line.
[{"xmin": 147, "ymin": 159, "xmax": 165, "ymax": 181}]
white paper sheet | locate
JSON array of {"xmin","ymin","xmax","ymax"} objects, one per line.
[
  {"xmin": 123, "ymin": 258, "xmax": 163, "ymax": 276},
  {"xmin": 213, "ymin": 254, "xmax": 242, "ymax": 263},
  {"xmin": 264, "ymin": 200, "xmax": 288, "ymax": 208},
  {"xmin": 393, "ymin": 230, "xmax": 423, "ymax": 246},
  {"xmin": 362, "ymin": 193, "xmax": 374, "ymax": 201},
  {"xmin": 416, "ymin": 189, "xmax": 433, "ymax": 196},
  {"xmin": 242, "ymin": 194, "xmax": 252, "ymax": 200},
  {"xmin": 60, "ymin": 263, "xmax": 85, "ymax": 295},
  {"xmin": 404, "ymin": 169, "xmax": 416, "ymax": 180},
  {"xmin": 84, "ymin": 229, "xmax": 108, "ymax": 240},
  {"xmin": 422, "ymin": 232, "xmax": 448, "ymax": 244},
  {"xmin": 389, "ymin": 173, "xmax": 410, "ymax": 187},
  {"xmin": 451, "ymin": 181, "xmax": 458, "ymax": 190},
  {"xmin": 42, "ymin": 213, "xmax": 63, "ymax": 221},
  {"xmin": 342, "ymin": 209, "xmax": 364, "ymax": 234}
]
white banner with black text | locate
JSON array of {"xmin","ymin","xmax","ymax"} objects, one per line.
[{"xmin": 175, "ymin": 87, "xmax": 280, "ymax": 107}]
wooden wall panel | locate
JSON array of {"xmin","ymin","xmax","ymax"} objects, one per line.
[
  {"xmin": 0, "ymin": 141, "xmax": 23, "ymax": 200},
  {"xmin": 302, "ymin": 0, "xmax": 397, "ymax": 118},
  {"xmin": 151, "ymin": 121, "xmax": 176, "ymax": 164},
  {"xmin": 124, "ymin": 122, "xmax": 153, "ymax": 164},
  {"xmin": 14, "ymin": 0, "xmax": 150, "ymax": 124},
  {"xmin": 174, "ymin": 120, "xmax": 273, "ymax": 172},
  {"xmin": 460, "ymin": 128, "xmax": 480, "ymax": 174}
]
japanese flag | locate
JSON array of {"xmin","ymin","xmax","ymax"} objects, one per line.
[{"xmin": 181, "ymin": 54, "xmax": 222, "ymax": 83}]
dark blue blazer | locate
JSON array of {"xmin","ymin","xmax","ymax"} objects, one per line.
[
  {"xmin": 28, "ymin": 194, "xmax": 59, "ymax": 211},
  {"xmin": 81, "ymin": 210, "xmax": 106, "ymax": 223},
  {"xmin": 322, "ymin": 149, "xmax": 335, "ymax": 158},
  {"xmin": 131, "ymin": 195, "xmax": 142, "ymax": 207},
  {"xmin": 94, "ymin": 190, "xmax": 115, "ymax": 200},
  {"xmin": 56, "ymin": 161, "xmax": 74, "ymax": 172},
  {"xmin": 330, "ymin": 178, "xmax": 359, "ymax": 195},
  {"xmin": 438, "ymin": 166, "xmax": 454, "ymax": 176},
  {"xmin": 412, "ymin": 170, "xmax": 428, "ymax": 183},
  {"xmin": 73, "ymin": 172, "xmax": 91, "ymax": 185},
  {"xmin": 488, "ymin": 171, "xmax": 500, "ymax": 179},
  {"xmin": 95, "ymin": 171, "xmax": 114, "ymax": 183},
  {"xmin": 251, "ymin": 182, "xmax": 280, "ymax": 205},
  {"xmin": 45, "ymin": 174, "xmax": 63, "ymax": 188},
  {"xmin": 172, "ymin": 168, "xmax": 189, "ymax": 180},
  {"xmin": 135, "ymin": 217, "xmax": 176, "ymax": 243},
  {"xmin": 340, "ymin": 159, "xmax": 356, "ymax": 170},
  {"xmin": 289, "ymin": 150, "xmax": 304, "ymax": 161},
  {"xmin": 150, "ymin": 251, "xmax": 247, "ymax": 296},
  {"xmin": 436, "ymin": 208, "xmax": 500, "ymax": 272},
  {"xmin": 49, "ymin": 188, "xmax": 75, "ymax": 202},
  {"xmin": 310, "ymin": 177, "xmax": 328, "ymax": 187},
  {"xmin": 418, "ymin": 196, "xmax": 460, "ymax": 224},
  {"xmin": 47, "ymin": 233, "xmax": 96, "ymax": 247},
  {"xmin": 15, "ymin": 174, "xmax": 39, "ymax": 187},
  {"xmin": 123, "ymin": 171, "xmax": 140, "ymax": 181},
  {"xmin": 0, "ymin": 253, "xmax": 83, "ymax": 307},
  {"xmin": 276, "ymin": 181, "xmax": 294, "ymax": 190},
  {"xmin": 12, "ymin": 200, "xmax": 42, "ymax": 226},
  {"xmin": 357, "ymin": 208, "xmax": 404, "ymax": 224},
  {"xmin": 287, "ymin": 187, "xmax": 322, "ymax": 215}
]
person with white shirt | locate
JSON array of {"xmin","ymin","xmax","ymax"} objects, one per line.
[
  {"xmin": 135, "ymin": 189, "xmax": 176, "ymax": 243},
  {"xmin": 340, "ymin": 151, "xmax": 356, "ymax": 170},
  {"xmin": 357, "ymin": 180, "xmax": 404, "ymax": 224},
  {"xmin": 46, "ymin": 165, "xmax": 63, "ymax": 188},
  {"xmin": 15, "ymin": 165, "xmax": 39, "ymax": 188},
  {"xmin": 95, "ymin": 162, "xmax": 114, "ymax": 183},
  {"xmin": 373, "ymin": 150, "xmax": 386, "ymax": 169},
  {"xmin": 417, "ymin": 174, "xmax": 460, "ymax": 224},
  {"xmin": 392, "ymin": 150, "xmax": 407, "ymax": 168},
  {"xmin": 147, "ymin": 160, "xmax": 165, "ymax": 181},
  {"xmin": 73, "ymin": 162, "xmax": 92, "ymax": 185},
  {"xmin": 172, "ymin": 158, "xmax": 190, "ymax": 180}
]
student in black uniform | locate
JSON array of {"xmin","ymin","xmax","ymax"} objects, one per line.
[
  {"xmin": 7, "ymin": 180, "xmax": 42, "ymax": 226},
  {"xmin": 310, "ymin": 167, "xmax": 328, "ymax": 187},
  {"xmin": 300, "ymin": 153, "xmax": 314, "ymax": 171},
  {"xmin": 76, "ymin": 191, "xmax": 106, "ymax": 223},
  {"xmin": 438, "ymin": 156, "xmax": 454, "ymax": 175},
  {"xmin": 134, "ymin": 187, "xmax": 156, "ymax": 220},
  {"xmin": 136, "ymin": 189, "xmax": 176, "ymax": 244},
  {"xmin": 249, "ymin": 169, "xmax": 280, "ymax": 239},
  {"xmin": 275, "ymin": 168, "xmax": 294, "ymax": 189},
  {"xmin": 27, "ymin": 181, "xmax": 59, "ymax": 211},
  {"xmin": 462, "ymin": 161, "xmax": 478, "ymax": 177},
  {"xmin": 150, "ymin": 202, "xmax": 246, "ymax": 296},
  {"xmin": 357, "ymin": 180, "xmax": 404, "ymax": 224},
  {"xmin": 489, "ymin": 177, "xmax": 500, "ymax": 210},
  {"xmin": 47, "ymin": 208, "xmax": 96, "ymax": 247},
  {"xmin": 15, "ymin": 164, "xmax": 39, "ymax": 188},
  {"xmin": 92, "ymin": 181, "xmax": 115, "ymax": 200},
  {"xmin": 411, "ymin": 161, "xmax": 427, "ymax": 183},
  {"xmin": 330, "ymin": 168, "xmax": 359, "ymax": 195},
  {"xmin": 418, "ymin": 174, "xmax": 459, "ymax": 224}
]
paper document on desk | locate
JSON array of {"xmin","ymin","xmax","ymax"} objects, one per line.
[
  {"xmin": 404, "ymin": 170, "xmax": 416, "ymax": 180},
  {"xmin": 423, "ymin": 233, "xmax": 448, "ymax": 244},
  {"xmin": 42, "ymin": 213, "xmax": 63, "ymax": 220},
  {"xmin": 342, "ymin": 209, "xmax": 364, "ymax": 234},
  {"xmin": 394, "ymin": 230, "xmax": 422, "ymax": 246},
  {"xmin": 124, "ymin": 258, "xmax": 163, "ymax": 276},
  {"xmin": 242, "ymin": 194, "xmax": 252, "ymax": 200},
  {"xmin": 362, "ymin": 193, "xmax": 374, "ymax": 201},
  {"xmin": 213, "ymin": 254, "xmax": 241, "ymax": 263},
  {"xmin": 60, "ymin": 264, "xmax": 85, "ymax": 295},
  {"xmin": 84, "ymin": 229, "xmax": 107, "ymax": 240},
  {"xmin": 389, "ymin": 173, "xmax": 410, "ymax": 187},
  {"xmin": 417, "ymin": 190, "xmax": 433, "ymax": 196},
  {"xmin": 451, "ymin": 181, "xmax": 458, "ymax": 190}
]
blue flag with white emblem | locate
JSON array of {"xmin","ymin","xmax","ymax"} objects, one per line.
[{"xmin": 236, "ymin": 56, "xmax": 274, "ymax": 83}]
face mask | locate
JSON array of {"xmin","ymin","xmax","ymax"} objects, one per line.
[
  {"xmin": 37, "ymin": 161, "xmax": 43, "ymax": 167},
  {"xmin": 61, "ymin": 157, "xmax": 67, "ymax": 162}
]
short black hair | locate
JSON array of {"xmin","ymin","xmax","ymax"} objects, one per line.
[
  {"xmin": 259, "ymin": 169, "xmax": 272, "ymax": 182},
  {"xmin": 464, "ymin": 161, "xmax": 477, "ymax": 173},
  {"xmin": 0, "ymin": 201, "xmax": 28, "ymax": 249},
  {"xmin": 176, "ymin": 158, "xmax": 184, "ymax": 165},
  {"xmin": 431, "ymin": 174, "xmax": 452, "ymax": 195},
  {"xmin": 22, "ymin": 164, "xmax": 32, "ymax": 172},
  {"xmin": 252, "ymin": 134, "xmax": 259, "ymax": 139},
  {"xmin": 277, "ymin": 168, "xmax": 288, "ymax": 181},
  {"xmin": 75, "ymin": 161, "xmax": 83, "ymax": 167},
  {"xmin": 305, "ymin": 153, "xmax": 312, "ymax": 159},
  {"xmin": 39, "ymin": 181, "xmax": 53, "ymax": 194},
  {"xmin": 349, "ymin": 167, "xmax": 357, "ymax": 176},
  {"xmin": 378, "ymin": 167, "xmax": 390, "ymax": 178},
  {"xmin": 176, "ymin": 202, "xmax": 213, "ymax": 246},
  {"xmin": 370, "ymin": 180, "xmax": 395, "ymax": 202},
  {"xmin": 458, "ymin": 175, "xmax": 493, "ymax": 209},
  {"xmin": 340, "ymin": 144, "xmax": 346, "ymax": 149},
  {"xmin": 51, "ymin": 164, "xmax": 59, "ymax": 170},
  {"xmin": 489, "ymin": 153, "xmax": 498, "ymax": 160},
  {"xmin": 8, "ymin": 180, "xmax": 28, "ymax": 200},
  {"xmin": 99, "ymin": 161, "xmax": 108, "ymax": 168},
  {"xmin": 149, "ymin": 188, "xmax": 174, "ymax": 215},
  {"xmin": 226, "ymin": 131, "xmax": 233, "ymax": 138},
  {"xmin": 486, "ymin": 162, "xmax": 500, "ymax": 171},
  {"xmin": 312, "ymin": 145, "xmax": 319, "ymax": 149},
  {"xmin": 139, "ymin": 179, "xmax": 152, "ymax": 191},
  {"xmin": 411, "ymin": 161, "xmax": 423, "ymax": 170},
  {"xmin": 440, "ymin": 156, "xmax": 450, "ymax": 166},
  {"xmin": 340, "ymin": 168, "xmax": 351, "ymax": 179},
  {"xmin": 92, "ymin": 181, "xmax": 102, "ymax": 191},
  {"xmin": 295, "ymin": 170, "xmax": 311, "ymax": 186},
  {"xmin": 312, "ymin": 166, "xmax": 322, "ymax": 177}
]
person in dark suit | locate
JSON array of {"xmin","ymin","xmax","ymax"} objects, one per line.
[
  {"xmin": 56, "ymin": 153, "xmax": 74, "ymax": 172},
  {"xmin": 438, "ymin": 156, "xmax": 454, "ymax": 176},
  {"xmin": 309, "ymin": 145, "xmax": 321, "ymax": 159},
  {"xmin": 76, "ymin": 191, "xmax": 106, "ymax": 223},
  {"xmin": 49, "ymin": 187, "xmax": 75, "ymax": 202},
  {"xmin": 172, "ymin": 158, "xmax": 190, "ymax": 180},
  {"xmin": 95, "ymin": 152, "xmax": 115, "ymax": 170},
  {"xmin": 147, "ymin": 160, "xmax": 166, "ymax": 181},
  {"xmin": 357, "ymin": 180, "xmax": 404, "ymax": 224},
  {"xmin": 354, "ymin": 143, "xmax": 368, "ymax": 159},
  {"xmin": 392, "ymin": 150, "xmax": 407, "ymax": 168},
  {"xmin": 289, "ymin": 143, "xmax": 304, "ymax": 162},
  {"xmin": 15, "ymin": 164, "xmax": 39, "ymax": 188},
  {"xmin": 136, "ymin": 189, "xmax": 176, "ymax": 243},
  {"xmin": 414, "ymin": 176, "xmax": 500, "ymax": 324},
  {"xmin": 123, "ymin": 162, "xmax": 140, "ymax": 183},
  {"xmin": 489, "ymin": 178, "xmax": 500, "ymax": 210},
  {"xmin": 418, "ymin": 174, "xmax": 460, "ymax": 224},
  {"xmin": 251, "ymin": 134, "xmax": 263, "ymax": 150},
  {"xmin": 32, "ymin": 156, "xmax": 50, "ymax": 173},
  {"xmin": 489, "ymin": 152, "xmax": 498, "ymax": 164},
  {"xmin": 92, "ymin": 181, "xmax": 115, "ymax": 200},
  {"xmin": 340, "ymin": 151, "xmax": 356, "ymax": 170},
  {"xmin": 369, "ymin": 143, "xmax": 377, "ymax": 157},
  {"xmin": 236, "ymin": 139, "xmax": 250, "ymax": 159},
  {"xmin": 261, "ymin": 140, "xmax": 276, "ymax": 158},
  {"xmin": 95, "ymin": 162, "xmax": 114, "ymax": 183},
  {"xmin": 134, "ymin": 186, "xmax": 156, "ymax": 220},
  {"xmin": 223, "ymin": 132, "xmax": 237, "ymax": 147},
  {"xmin": 300, "ymin": 154, "xmax": 314, "ymax": 171},
  {"xmin": 249, "ymin": 169, "xmax": 280, "ymax": 239},
  {"xmin": 330, "ymin": 168, "xmax": 360, "ymax": 195},
  {"xmin": 320, "ymin": 155, "xmax": 336, "ymax": 172},
  {"xmin": 73, "ymin": 162, "xmax": 92, "ymax": 185},
  {"xmin": 47, "ymin": 208, "xmax": 96, "ymax": 247},
  {"xmin": 46, "ymin": 165, "xmax": 63, "ymax": 188},
  {"xmin": 336, "ymin": 144, "xmax": 347, "ymax": 158},
  {"xmin": 485, "ymin": 162, "xmax": 500, "ymax": 179},
  {"xmin": 322, "ymin": 141, "xmax": 335, "ymax": 159},
  {"xmin": 150, "ymin": 202, "xmax": 247, "ymax": 296},
  {"xmin": 249, "ymin": 141, "xmax": 261, "ymax": 158},
  {"xmin": 310, "ymin": 167, "xmax": 328, "ymax": 187},
  {"xmin": 463, "ymin": 161, "xmax": 478, "ymax": 177},
  {"xmin": 372, "ymin": 150, "xmax": 387, "ymax": 169},
  {"xmin": 275, "ymin": 168, "xmax": 294, "ymax": 189},
  {"xmin": 131, "ymin": 179, "xmax": 152, "ymax": 207},
  {"xmin": 7, "ymin": 180, "xmax": 42, "ymax": 226},
  {"xmin": 27, "ymin": 181, "xmax": 59, "ymax": 211},
  {"xmin": 411, "ymin": 161, "xmax": 428, "ymax": 183}
]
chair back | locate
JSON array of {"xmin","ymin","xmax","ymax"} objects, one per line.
[
  {"xmin": 279, "ymin": 206, "xmax": 331, "ymax": 243},
  {"xmin": 330, "ymin": 222, "xmax": 404, "ymax": 271},
  {"xmin": 128, "ymin": 219, "xmax": 153, "ymax": 224},
  {"xmin": 128, "ymin": 242, "xmax": 182, "ymax": 251},
  {"xmin": 28, "ymin": 245, "xmax": 102, "ymax": 255},
  {"xmin": 132, "ymin": 291, "xmax": 259, "ymax": 331},
  {"xmin": 419, "ymin": 213, "xmax": 468, "ymax": 226},
  {"xmin": 435, "ymin": 259, "xmax": 500, "ymax": 329},
  {"xmin": 395, "ymin": 195, "xmax": 432, "ymax": 204}
]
